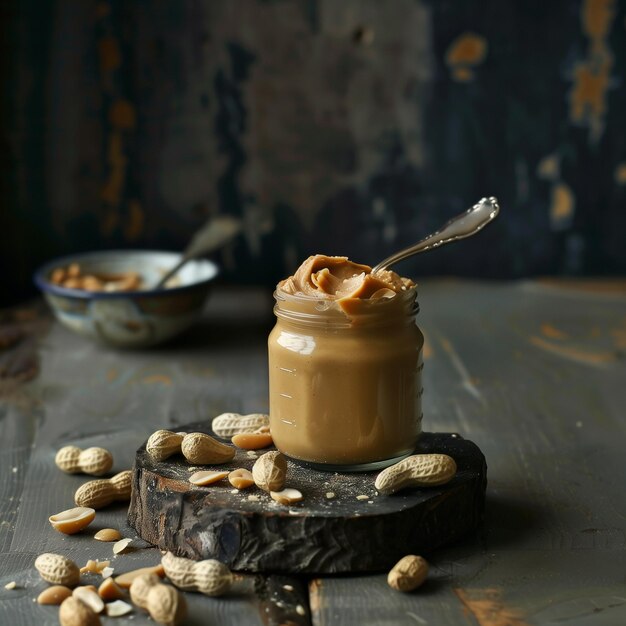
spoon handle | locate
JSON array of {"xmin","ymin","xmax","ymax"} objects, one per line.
[
  {"xmin": 154, "ymin": 215, "xmax": 241, "ymax": 289},
  {"xmin": 371, "ymin": 196, "xmax": 499, "ymax": 274}
]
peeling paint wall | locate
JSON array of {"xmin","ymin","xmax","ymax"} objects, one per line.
[{"xmin": 2, "ymin": 0, "xmax": 626, "ymax": 303}]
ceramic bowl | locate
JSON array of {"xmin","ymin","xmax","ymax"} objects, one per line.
[{"xmin": 34, "ymin": 250, "xmax": 218, "ymax": 348}]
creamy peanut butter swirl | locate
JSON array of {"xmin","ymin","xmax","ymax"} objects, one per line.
[{"xmin": 278, "ymin": 255, "xmax": 414, "ymax": 301}]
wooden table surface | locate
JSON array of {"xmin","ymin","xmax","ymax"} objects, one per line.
[{"xmin": 1, "ymin": 279, "xmax": 625, "ymax": 626}]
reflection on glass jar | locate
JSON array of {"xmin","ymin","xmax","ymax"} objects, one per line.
[{"xmin": 268, "ymin": 287, "xmax": 423, "ymax": 471}]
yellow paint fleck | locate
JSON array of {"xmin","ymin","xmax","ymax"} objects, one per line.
[
  {"xmin": 582, "ymin": 0, "xmax": 616, "ymax": 39},
  {"xmin": 109, "ymin": 100, "xmax": 136, "ymax": 131},
  {"xmin": 98, "ymin": 36, "xmax": 121, "ymax": 75},
  {"xmin": 455, "ymin": 588, "xmax": 529, "ymax": 626},
  {"xmin": 614, "ymin": 162, "xmax": 626, "ymax": 184},
  {"xmin": 141, "ymin": 374, "xmax": 173, "ymax": 386},
  {"xmin": 569, "ymin": 0, "xmax": 617, "ymax": 142},
  {"xmin": 549, "ymin": 182, "xmax": 575, "ymax": 229},
  {"xmin": 536, "ymin": 154, "xmax": 560, "ymax": 181},
  {"xmin": 124, "ymin": 200, "xmax": 144, "ymax": 241},
  {"xmin": 540, "ymin": 323, "xmax": 568, "ymax": 340},
  {"xmin": 422, "ymin": 334, "xmax": 433, "ymax": 360},
  {"xmin": 530, "ymin": 335, "xmax": 617, "ymax": 366},
  {"xmin": 445, "ymin": 33, "xmax": 488, "ymax": 82},
  {"xmin": 570, "ymin": 60, "xmax": 612, "ymax": 121}
]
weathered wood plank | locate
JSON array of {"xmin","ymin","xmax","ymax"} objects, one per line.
[
  {"xmin": 1, "ymin": 288, "xmax": 299, "ymax": 624},
  {"xmin": 2, "ymin": 282, "xmax": 626, "ymax": 624},
  {"xmin": 309, "ymin": 280, "xmax": 626, "ymax": 624}
]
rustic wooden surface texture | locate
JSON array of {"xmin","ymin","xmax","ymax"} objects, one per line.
[
  {"xmin": 0, "ymin": 279, "xmax": 625, "ymax": 625},
  {"xmin": 129, "ymin": 428, "xmax": 486, "ymax": 574}
]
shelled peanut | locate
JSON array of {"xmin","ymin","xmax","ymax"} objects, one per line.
[
  {"xmin": 129, "ymin": 573, "xmax": 187, "ymax": 626},
  {"xmin": 35, "ymin": 553, "xmax": 81, "ymax": 587},
  {"xmin": 74, "ymin": 470, "xmax": 132, "ymax": 509},
  {"xmin": 59, "ymin": 596, "xmax": 101, "ymax": 626},
  {"xmin": 145, "ymin": 429, "xmax": 236, "ymax": 464},
  {"xmin": 146, "ymin": 430, "xmax": 184, "ymax": 461},
  {"xmin": 211, "ymin": 412, "xmax": 269, "ymax": 438},
  {"xmin": 49, "ymin": 263, "xmax": 142, "ymax": 292},
  {"xmin": 252, "ymin": 451, "xmax": 287, "ymax": 492},
  {"xmin": 181, "ymin": 432, "xmax": 235, "ymax": 464},
  {"xmin": 161, "ymin": 552, "xmax": 232, "ymax": 597},
  {"xmin": 55, "ymin": 446, "xmax": 113, "ymax": 476},
  {"xmin": 387, "ymin": 555, "xmax": 429, "ymax": 592},
  {"xmin": 374, "ymin": 454, "xmax": 457, "ymax": 495}
]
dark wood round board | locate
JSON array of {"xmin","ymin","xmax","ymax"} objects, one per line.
[{"xmin": 128, "ymin": 422, "xmax": 486, "ymax": 574}]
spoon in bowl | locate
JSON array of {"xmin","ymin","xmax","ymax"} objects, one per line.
[
  {"xmin": 154, "ymin": 215, "xmax": 242, "ymax": 289},
  {"xmin": 371, "ymin": 196, "xmax": 500, "ymax": 274}
]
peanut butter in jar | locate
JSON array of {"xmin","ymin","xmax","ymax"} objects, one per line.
[{"xmin": 268, "ymin": 255, "xmax": 423, "ymax": 471}]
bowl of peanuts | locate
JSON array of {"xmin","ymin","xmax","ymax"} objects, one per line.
[{"xmin": 34, "ymin": 250, "xmax": 218, "ymax": 347}]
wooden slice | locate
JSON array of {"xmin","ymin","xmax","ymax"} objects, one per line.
[{"xmin": 128, "ymin": 422, "xmax": 486, "ymax": 574}]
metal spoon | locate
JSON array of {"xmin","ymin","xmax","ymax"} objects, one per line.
[
  {"xmin": 154, "ymin": 215, "xmax": 242, "ymax": 288},
  {"xmin": 371, "ymin": 196, "xmax": 500, "ymax": 274}
]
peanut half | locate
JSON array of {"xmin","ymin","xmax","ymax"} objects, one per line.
[
  {"xmin": 59, "ymin": 596, "xmax": 101, "ymax": 626},
  {"xmin": 146, "ymin": 430, "xmax": 184, "ymax": 462},
  {"xmin": 106, "ymin": 600, "xmax": 133, "ymax": 617},
  {"xmin": 74, "ymin": 470, "xmax": 132, "ymax": 509},
  {"xmin": 94, "ymin": 528, "xmax": 121, "ymax": 542},
  {"xmin": 228, "ymin": 468, "xmax": 254, "ymax": 490},
  {"xmin": 189, "ymin": 470, "xmax": 229, "ymax": 486},
  {"xmin": 211, "ymin": 412, "xmax": 269, "ymax": 438},
  {"xmin": 72, "ymin": 586, "xmax": 105, "ymax": 613},
  {"xmin": 252, "ymin": 451, "xmax": 287, "ymax": 492},
  {"xmin": 231, "ymin": 432, "xmax": 273, "ymax": 450},
  {"xmin": 270, "ymin": 487, "xmax": 303, "ymax": 505},
  {"xmin": 55, "ymin": 446, "xmax": 113, "ymax": 476},
  {"xmin": 98, "ymin": 577, "xmax": 126, "ymax": 601},
  {"xmin": 387, "ymin": 555, "xmax": 429, "ymax": 592},
  {"xmin": 161, "ymin": 552, "xmax": 232, "ymax": 597},
  {"xmin": 49, "ymin": 507, "xmax": 95, "ymax": 535},
  {"xmin": 37, "ymin": 585, "xmax": 72, "ymax": 605},
  {"xmin": 374, "ymin": 454, "xmax": 457, "ymax": 495},
  {"xmin": 113, "ymin": 538, "xmax": 133, "ymax": 555},
  {"xmin": 35, "ymin": 553, "xmax": 80, "ymax": 587},
  {"xmin": 181, "ymin": 432, "xmax": 235, "ymax": 464}
]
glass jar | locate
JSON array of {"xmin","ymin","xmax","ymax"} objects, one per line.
[{"xmin": 268, "ymin": 287, "xmax": 423, "ymax": 471}]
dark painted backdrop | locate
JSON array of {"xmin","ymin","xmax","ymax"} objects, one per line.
[{"xmin": 2, "ymin": 0, "xmax": 626, "ymax": 305}]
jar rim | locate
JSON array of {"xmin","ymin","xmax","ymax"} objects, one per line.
[
  {"xmin": 273, "ymin": 285, "xmax": 419, "ymax": 328},
  {"xmin": 273, "ymin": 284, "xmax": 418, "ymax": 303}
]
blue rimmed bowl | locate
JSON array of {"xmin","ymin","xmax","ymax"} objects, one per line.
[{"xmin": 34, "ymin": 250, "xmax": 219, "ymax": 348}]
